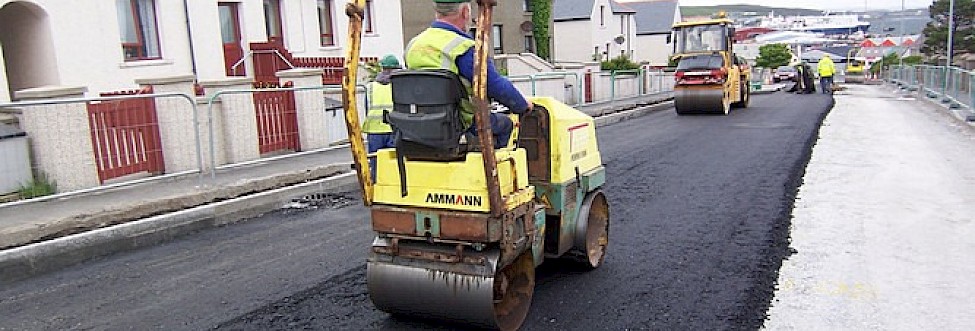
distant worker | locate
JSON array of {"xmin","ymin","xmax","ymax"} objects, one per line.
[
  {"xmin": 404, "ymin": 0, "xmax": 532, "ymax": 149},
  {"xmin": 364, "ymin": 54, "xmax": 401, "ymax": 180},
  {"xmin": 817, "ymin": 55, "xmax": 836, "ymax": 94}
]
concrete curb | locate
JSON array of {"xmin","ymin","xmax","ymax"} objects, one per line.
[
  {"xmin": 0, "ymin": 173, "xmax": 358, "ymax": 283},
  {"xmin": 0, "ymin": 100, "xmax": 673, "ymax": 282},
  {"xmin": 887, "ymin": 82, "xmax": 975, "ymax": 126},
  {"xmin": 595, "ymin": 100, "xmax": 675, "ymax": 126},
  {"xmin": 0, "ymin": 164, "xmax": 350, "ymax": 250}
]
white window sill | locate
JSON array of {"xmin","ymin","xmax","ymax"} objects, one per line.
[
  {"xmin": 319, "ymin": 46, "xmax": 342, "ymax": 51},
  {"xmin": 119, "ymin": 59, "xmax": 174, "ymax": 69},
  {"xmin": 364, "ymin": 33, "xmax": 379, "ymax": 37}
]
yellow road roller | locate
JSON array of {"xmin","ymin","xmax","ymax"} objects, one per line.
[
  {"xmin": 845, "ymin": 49, "xmax": 866, "ymax": 84},
  {"xmin": 671, "ymin": 15, "xmax": 750, "ymax": 115},
  {"xmin": 337, "ymin": 1, "xmax": 610, "ymax": 330}
]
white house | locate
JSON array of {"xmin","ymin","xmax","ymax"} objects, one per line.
[
  {"xmin": 0, "ymin": 0, "xmax": 404, "ymax": 101},
  {"xmin": 552, "ymin": 0, "xmax": 637, "ymax": 63},
  {"xmin": 622, "ymin": 0, "xmax": 681, "ymax": 66}
]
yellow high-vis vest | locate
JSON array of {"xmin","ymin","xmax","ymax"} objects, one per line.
[
  {"xmin": 404, "ymin": 27, "xmax": 476, "ymax": 128},
  {"xmin": 363, "ymin": 81, "xmax": 393, "ymax": 134}
]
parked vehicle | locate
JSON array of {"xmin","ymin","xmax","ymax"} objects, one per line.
[{"xmin": 773, "ymin": 66, "xmax": 798, "ymax": 82}]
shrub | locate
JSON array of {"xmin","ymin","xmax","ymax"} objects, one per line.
[{"xmin": 601, "ymin": 55, "xmax": 641, "ymax": 71}]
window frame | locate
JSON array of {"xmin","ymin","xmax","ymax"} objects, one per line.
[
  {"xmin": 599, "ymin": 5, "xmax": 605, "ymax": 27},
  {"xmin": 318, "ymin": 0, "xmax": 336, "ymax": 46},
  {"xmin": 492, "ymin": 24, "xmax": 503, "ymax": 54},
  {"xmin": 263, "ymin": 0, "xmax": 284, "ymax": 42},
  {"xmin": 363, "ymin": 0, "xmax": 375, "ymax": 34},
  {"xmin": 118, "ymin": 0, "xmax": 162, "ymax": 62}
]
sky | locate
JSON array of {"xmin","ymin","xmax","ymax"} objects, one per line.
[{"xmin": 619, "ymin": 0, "xmax": 935, "ymax": 11}]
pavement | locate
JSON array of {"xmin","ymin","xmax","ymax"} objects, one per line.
[
  {"xmin": 0, "ymin": 93, "xmax": 674, "ymax": 283},
  {"xmin": 764, "ymin": 84, "xmax": 975, "ymax": 329}
]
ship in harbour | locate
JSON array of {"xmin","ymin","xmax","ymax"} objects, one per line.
[{"xmin": 743, "ymin": 13, "xmax": 871, "ymax": 36}]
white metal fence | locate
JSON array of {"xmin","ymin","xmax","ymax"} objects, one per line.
[
  {"xmin": 0, "ymin": 68, "xmax": 678, "ymax": 205},
  {"xmin": 887, "ymin": 65, "xmax": 975, "ymax": 111}
]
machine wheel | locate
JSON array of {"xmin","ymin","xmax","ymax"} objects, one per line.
[
  {"xmin": 570, "ymin": 190, "xmax": 610, "ymax": 269},
  {"xmin": 367, "ymin": 246, "xmax": 535, "ymax": 331},
  {"xmin": 493, "ymin": 250, "xmax": 536, "ymax": 331},
  {"xmin": 732, "ymin": 81, "xmax": 750, "ymax": 108},
  {"xmin": 674, "ymin": 88, "xmax": 725, "ymax": 115}
]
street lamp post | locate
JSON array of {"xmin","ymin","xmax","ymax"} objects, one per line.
[
  {"xmin": 898, "ymin": 0, "xmax": 904, "ymax": 66},
  {"xmin": 944, "ymin": 0, "xmax": 955, "ymax": 95}
]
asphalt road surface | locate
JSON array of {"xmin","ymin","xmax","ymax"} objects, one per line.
[{"xmin": 0, "ymin": 91, "xmax": 833, "ymax": 330}]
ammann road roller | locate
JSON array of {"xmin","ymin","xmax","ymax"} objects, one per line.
[
  {"xmin": 671, "ymin": 15, "xmax": 751, "ymax": 115},
  {"xmin": 337, "ymin": 1, "xmax": 610, "ymax": 330}
]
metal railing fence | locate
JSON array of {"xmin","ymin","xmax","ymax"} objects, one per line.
[
  {"xmin": 0, "ymin": 68, "xmax": 678, "ymax": 205},
  {"xmin": 0, "ymin": 93, "xmax": 202, "ymax": 206},
  {"xmin": 887, "ymin": 65, "xmax": 974, "ymax": 111}
]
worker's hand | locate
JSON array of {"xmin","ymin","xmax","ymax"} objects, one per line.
[{"xmin": 524, "ymin": 102, "xmax": 534, "ymax": 114}]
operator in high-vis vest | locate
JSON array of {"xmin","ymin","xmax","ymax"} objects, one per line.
[
  {"xmin": 364, "ymin": 54, "xmax": 401, "ymax": 180},
  {"xmin": 404, "ymin": 0, "xmax": 533, "ymax": 149},
  {"xmin": 817, "ymin": 54, "xmax": 836, "ymax": 95}
]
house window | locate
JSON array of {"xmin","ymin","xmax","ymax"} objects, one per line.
[
  {"xmin": 523, "ymin": 0, "xmax": 533, "ymax": 11},
  {"xmin": 318, "ymin": 0, "xmax": 335, "ymax": 46},
  {"xmin": 117, "ymin": 0, "xmax": 161, "ymax": 61},
  {"xmin": 363, "ymin": 0, "xmax": 375, "ymax": 33},
  {"xmin": 600, "ymin": 5, "xmax": 605, "ymax": 27},
  {"xmin": 493, "ymin": 25, "xmax": 503, "ymax": 54},
  {"xmin": 263, "ymin": 0, "xmax": 283, "ymax": 41},
  {"xmin": 524, "ymin": 35, "xmax": 535, "ymax": 53}
]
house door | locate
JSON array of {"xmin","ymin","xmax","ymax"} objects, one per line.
[{"xmin": 219, "ymin": 2, "xmax": 245, "ymax": 76}]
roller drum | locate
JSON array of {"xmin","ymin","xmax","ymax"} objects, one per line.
[
  {"xmin": 675, "ymin": 87, "xmax": 727, "ymax": 114},
  {"xmin": 368, "ymin": 240, "xmax": 535, "ymax": 331}
]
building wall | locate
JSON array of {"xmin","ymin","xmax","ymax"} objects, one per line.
[
  {"xmin": 291, "ymin": 0, "xmax": 404, "ymax": 58},
  {"xmin": 50, "ymin": 0, "xmax": 197, "ymax": 94},
  {"xmin": 553, "ymin": 0, "xmax": 634, "ymax": 63},
  {"xmin": 553, "ymin": 20, "xmax": 594, "ymax": 62},
  {"xmin": 0, "ymin": 0, "xmax": 404, "ymax": 98},
  {"xmin": 400, "ymin": 0, "xmax": 541, "ymax": 57},
  {"xmin": 633, "ymin": 34, "xmax": 671, "ymax": 66},
  {"xmin": 0, "ymin": 41, "xmax": 9, "ymax": 103}
]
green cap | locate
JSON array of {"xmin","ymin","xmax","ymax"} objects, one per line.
[
  {"xmin": 379, "ymin": 55, "xmax": 401, "ymax": 69},
  {"xmin": 433, "ymin": 0, "xmax": 470, "ymax": 3}
]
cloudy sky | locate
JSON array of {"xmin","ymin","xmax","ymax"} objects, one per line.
[{"xmin": 620, "ymin": 0, "xmax": 935, "ymax": 11}]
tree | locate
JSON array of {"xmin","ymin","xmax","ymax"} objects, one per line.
[
  {"xmin": 902, "ymin": 55, "xmax": 924, "ymax": 65},
  {"xmin": 530, "ymin": 0, "xmax": 552, "ymax": 60},
  {"xmin": 870, "ymin": 53, "xmax": 901, "ymax": 74},
  {"xmin": 922, "ymin": 0, "xmax": 975, "ymax": 56},
  {"xmin": 755, "ymin": 44, "xmax": 792, "ymax": 68}
]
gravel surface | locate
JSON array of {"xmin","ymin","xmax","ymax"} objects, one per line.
[
  {"xmin": 764, "ymin": 85, "xmax": 975, "ymax": 330},
  {"xmin": 0, "ymin": 92, "xmax": 833, "ymax": 330}
]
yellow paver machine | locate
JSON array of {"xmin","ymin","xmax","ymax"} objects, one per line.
[
  {"xmin": 671, "ymin": 15, "xmax": 751, "ymax": 115},
  {"xmin": 338, "ymin": 1, "xmax": 610, "ymax": 330}
]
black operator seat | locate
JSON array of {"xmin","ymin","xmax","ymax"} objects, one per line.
[{"xmin": 387, "ymin": 69, "xmax": 469, "ymax": 161}]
